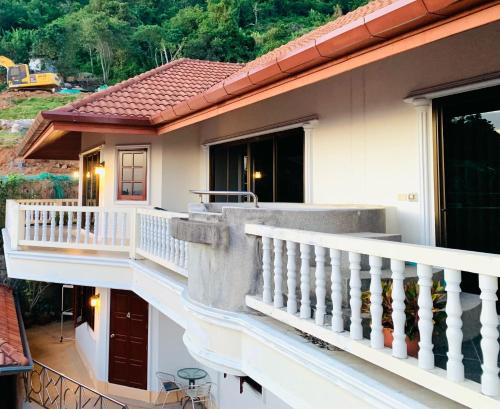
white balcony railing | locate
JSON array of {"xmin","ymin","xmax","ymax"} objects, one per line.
[
  {"xmin": 245, "ymin": 223, "xmax": 500, "ymax": 409},
  {"xmin": 4, "ymin": 200, "xmax": 188, "ymax": 276}
]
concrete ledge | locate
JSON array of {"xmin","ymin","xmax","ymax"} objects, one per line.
[{"xmin": 170, "ymin": 218, "xmax": 229, "ymax": 247}]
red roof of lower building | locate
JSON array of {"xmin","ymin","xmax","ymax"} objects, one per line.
[{"xmin": 0, "ymin": 286, "xmax": 29, "ymax": 367}]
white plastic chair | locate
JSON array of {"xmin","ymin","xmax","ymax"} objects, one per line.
[
  {"xmin": 156, "ymin": 371, "xmax": 186, "ymax": 408},
  {"xmin": 181, "ymin": 382, "xmax": 213, "ymax": 409}
]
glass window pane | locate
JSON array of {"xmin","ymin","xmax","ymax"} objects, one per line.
[
  {"xmin": 132, "ymin": 183, "xmax": 143, "ymax": 196},
  {"xmin": 133, "ymin": 167, "xmax": 144, "ymax": 181},
  {"xmin": 122, "ymin": 168, "xmax": 133, "ymax": 181},
  {"xmin": 121, "ymin": 183, "xmax": 132, "ymax": 196},
  {"xmin": 134, "ymin": 153, "xmax": 145, "ymax": 167},
  {"xmin": 122, "ymin": 153, "xmax": 133, "ymax": 166}
]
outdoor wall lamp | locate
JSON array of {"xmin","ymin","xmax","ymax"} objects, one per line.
[
  {"xmin": 72, "ymin": 171, "xmax": 79, "ymax": 179},
  {"xmin": 89, "ymin": 293, "xmax": 100, "ymax": 308},
  {"xmin": 95, "ymin": 162, "xmax": 105, "ymax": 176},
  {"xmin": 253, "ymin": 171, "xmax": 262, "ymax": 179}
]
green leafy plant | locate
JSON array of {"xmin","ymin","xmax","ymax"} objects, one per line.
[{"xmin": 362, "ymin": 279, "xmax": 446, "ymax": 340}]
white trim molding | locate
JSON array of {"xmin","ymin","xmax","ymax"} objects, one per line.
[
  {"xmin": 405, "ymin": 97, "xmax": 435, "ymax": 246},
  {"xmin": 303, "ymin": 120, "xmax": 318, "ymax": 204}
]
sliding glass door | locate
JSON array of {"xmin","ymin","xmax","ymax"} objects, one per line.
[{"xmin": 209, "ymin": 127, "xmax": 304, "ymax": 203}]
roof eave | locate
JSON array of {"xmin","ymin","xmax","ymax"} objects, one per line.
[{"xmin": 153, "ymin": 0, "xmax": 491, "ymax": 127}]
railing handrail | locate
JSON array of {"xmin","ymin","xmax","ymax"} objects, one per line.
[
  {"xmin": 29, "ymin": 359, "xmax": 128, "ymax": 408},
  {"xmin": 136, "ymin": 207, "xmax": 188, "ymax": 219},
  {"xmin": 190, "ymin": 189, "xmax": 259, "ymax": 208},
  {"xmin": 18, "ymin": 204, "xmax": 133, "ymax": 213},
  {"xmin": 245, "ymin": 223, "xmax": 500, "ymax": 277}
]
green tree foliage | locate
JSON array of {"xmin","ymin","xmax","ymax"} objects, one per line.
[{"xmin": 0, "ymin": 0, "xmax": 369, "ymax": 84}]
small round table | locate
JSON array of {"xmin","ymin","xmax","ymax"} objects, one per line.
[{"xmin": 177, "ymin": 368, "xmax": 208, "ymax": 386}]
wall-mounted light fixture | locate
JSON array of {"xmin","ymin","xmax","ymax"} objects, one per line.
[
  {"xmin": 72, "ymin": 171, "xmax": 79, "ymax": 179},
  {"xmin": 89, "ymin": 293, "xmax": 100, "ymax": 308},
  {"xmin": 253, "ymin": 171, "xmax": 262, "ymax": 179},
  {"xmin": 95, "ymin": 162, "xmax": 105, "ymax": 176},
  {"xmin": 86, "ymin": 171, "xmax": 91, "ymax": 179}
]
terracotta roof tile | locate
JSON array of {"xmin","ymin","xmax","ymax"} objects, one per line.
[
  {"xmin": 0, "ymin": 286, "xmax": 29, "ymax": 367},
  {"xmin": 57, "ymin": 59, "xmax": 243, "ymax": 121}
]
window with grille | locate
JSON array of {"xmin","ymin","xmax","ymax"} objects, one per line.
[{"xmin": 117, "ymin": 148, "xmax": 147, "ymax": 201}]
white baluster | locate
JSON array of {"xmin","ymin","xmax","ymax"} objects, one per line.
[
  {"xmin": 300, "ymin": 243, "xmax": 311, "ymax": 319},
  {"xmin": 273, "ymin": 239, "xmax": 284, "ymax": 308},
  {"xmin": 58, "ymin": 210, "xmax": 64, "ymax": 243},
  {"xmin": 160, "ymin": 218, "xmax": 166, "ymax": 258},
  {"xmin": 183, "ymin": 241, "xmax": 188, "ymax": 269},
  {"xmin": 24, "ymin": 210, "xmax": 31, "ymax": 241},
  {"xmin": 262, "ymin": 236, "xmax": 273, "ymax": 304},
  {"xmin": 33, "ymin": 210, "xmax": 39, "ymax": 241},
  {"xmin": 41, "ymin": 211, "xmax": 47, "ymax": 242},
  {"xmin": 102, "ymin": 212, "xmax": 109, "ymax": 245},
  {"xmin": 75, "ymin": 211, "xmax": 82, "ymax": 244},
  {"xmin": 330, "ymin": 249, "xmax": 343, "ymax": 332},
  {"xmin": 120, "ymin": 212, "xmax": 126, "ymax": 247},
  {"xmin": 112, "ymin": 212, "xmax": 118, "ymax": 246},
  {"xmin": 50, "ymin": 210, "xmax": 56, "ymax": 242},
  {"xmin": 314, "ymin": 246, "xmax": 327, "ymax": 325},
  {"xmin": 147, "ymin": 216, "xmax": 153, "ymax": 253},
  {"xmin": 417, "ymin": 263, "xmax": 434, "ymax": 369},
  {"xmin": 174, "ymin": 239, "xmax": 180, "ymax": 265},
  {"xmin": 93, "ymin": 212, "xmax": 99, "ymax": 244},
  {"xmin": 84, "ymin": 211, "xmax": 90, "ymax": 244},
  {"xmin": 66, "ymin": 211, "xmax": 73, "ymax": 243},
  {"xmin": 391, "ymin": 259, "xmax": 407, "ymax": 358},
  {"xmin": 479, "ymin": 274, "xmax": 500, "ymax": 396},
  {"xmin": 286, "ymin": 241, "xmax": 298, "ymax": 314},
  {"xmin": 169, "ymin": 235, "xmax": 175, "ymax": 262},
  {"xmin": 156, "ymin": 218, "xmax": 161, "ymax": 257},
  {"xmin": 369, "ymin": 255, "xmax": 384, "ymax": 349},
  {"xmin": 445, "ymin": 268, "xmax": 464, "ymax": 382},
  {"xmin": 179, "ymin": 238, "xmax": 185, "ymax": 267},
  {"xmin": 349, "ymin": 252, "xmax": 362, "ymax": 340},
  {"xmin": 165, "ymin": 220, "xmax": 171, "ymax": 257}
]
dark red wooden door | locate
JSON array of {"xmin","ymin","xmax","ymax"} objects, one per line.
[{"xmin": 109, "ymin": 290, "xmax": 149, "ymax": 389}]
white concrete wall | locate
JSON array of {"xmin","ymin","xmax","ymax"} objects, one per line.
[{"xmin": 75, "ymin": 287, "xmax": 110, "ymax": 384}]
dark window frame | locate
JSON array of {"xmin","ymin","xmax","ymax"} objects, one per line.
[{"xmin": 209, "ymin": 127, "xmax": 305, "ymax": 203}]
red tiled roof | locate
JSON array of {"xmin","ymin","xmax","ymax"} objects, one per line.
[
  {"xmin": 0, "ymin": 286, "xmax": 29, "ymax": 367},
  {"xmin": 51, "ymin": 58, "xmax": 243, "ymax": 121}
]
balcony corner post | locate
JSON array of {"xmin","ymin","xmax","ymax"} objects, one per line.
[{"xmin": 11, "ymin": 202, "xmax": 24, "ymax": 251}]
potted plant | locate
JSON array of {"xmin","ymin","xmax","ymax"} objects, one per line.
[{"xmin": 361, "ymin": 279, "xmax": 446, "ymax": 357}]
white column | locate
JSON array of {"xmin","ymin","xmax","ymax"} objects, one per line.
[
  {"xmin": 303, "ymin": 120, "xmax": 318, "ymax": 204},
  {"xmin": 349, "ymin": 252, "xmax": 362, "ymax": 340},
  {"xmin": 479, "ymin": 274, "xmax": 500, "ymax": 396},
  {"xmin": 406, "ymin": 97, "xmax": 434, "ymax": 246},
  {"xmin": 444, "ymin": 268, "xmax": 464, "ymax": 382}
]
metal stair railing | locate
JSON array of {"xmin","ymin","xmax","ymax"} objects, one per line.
[{"xmin": 25, "ymin": 360, "xmax": 128, "ymax": 409}]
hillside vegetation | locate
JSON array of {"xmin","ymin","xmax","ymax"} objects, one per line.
[{"xmin": 0, "ymin": 0, "xmax": 367, "ymax": 85}]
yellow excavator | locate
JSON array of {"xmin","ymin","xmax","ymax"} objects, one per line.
[{"xmin": 0, "ymin": 56, "xmax": 62, "ymax": 90}]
